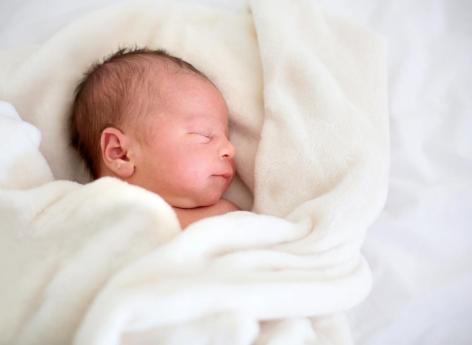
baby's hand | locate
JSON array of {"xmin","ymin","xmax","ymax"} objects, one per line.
[{"xmin": 173, "ymin": 198, "xmax": 240, "ymax": 230}]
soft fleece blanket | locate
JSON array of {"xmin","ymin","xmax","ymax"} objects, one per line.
[{"xmin": 0, "ymin": 0, "xmax": 389, "ymax": 344}]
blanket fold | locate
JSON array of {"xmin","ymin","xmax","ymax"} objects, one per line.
[{"xmin": 0, "ymin": 0, "xmax": 388, "ymax": 344}]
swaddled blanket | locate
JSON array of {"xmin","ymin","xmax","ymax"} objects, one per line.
[{"xmin": 0, "ymin": 0, "xmax": 389, "ymax": 344}]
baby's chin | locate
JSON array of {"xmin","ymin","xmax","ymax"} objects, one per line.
[{"xmin": 173, "ymin": 190, "xmax": 223, "ymax": 209}]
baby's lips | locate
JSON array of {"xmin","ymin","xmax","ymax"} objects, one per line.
[{"xmin": 214, "ymin": 171, "xmax": 234, "ymax": 180}]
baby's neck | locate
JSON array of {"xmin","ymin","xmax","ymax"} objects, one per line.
[{"xmin": 172, "ymin": 199, "xmax": 239, "ymax": 229}]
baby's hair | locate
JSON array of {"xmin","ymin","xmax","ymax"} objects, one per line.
[{"xmin": 69, "ymin": 47, "xmax": 207, "ymax": 179}]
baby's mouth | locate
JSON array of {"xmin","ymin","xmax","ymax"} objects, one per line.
[{"xmin": 213, "ymin": 171, "xmax": 233, "ymax": 182}]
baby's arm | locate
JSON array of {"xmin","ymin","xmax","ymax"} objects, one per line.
[{"xmin": 173, "ymin": 199, "xmax": 239, "ymax": 230}]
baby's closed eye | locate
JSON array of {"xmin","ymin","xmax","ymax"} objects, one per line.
[{"xmin": 189, "ymin": 132, "xmax": 212, "ymax": 143}]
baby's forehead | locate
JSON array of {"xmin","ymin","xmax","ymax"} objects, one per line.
[{"xmin": 183, "ymin": 113, "xmax": 228, "ymax": 127}]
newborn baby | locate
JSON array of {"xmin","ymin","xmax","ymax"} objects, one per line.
[{"xmin": 70, "ymin": 48, "xmax": 239, "ymax": 229}]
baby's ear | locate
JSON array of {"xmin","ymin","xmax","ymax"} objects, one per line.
[{"xmin": 100, "ymin": 127, "xmax": 135, "ymax": 178}]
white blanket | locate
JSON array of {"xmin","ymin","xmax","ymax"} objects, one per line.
[{"xmin": 0, "ymin": 0, "xmax": 389, "ymax": 344}]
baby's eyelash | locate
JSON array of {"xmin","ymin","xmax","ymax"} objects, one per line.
[{"xmin": 189, "ymin": 132, "xmax": 212, "ymax": 141}]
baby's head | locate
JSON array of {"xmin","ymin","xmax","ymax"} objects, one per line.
[{"xmin": 70, "ymin": 48, "xmax": 236, "ymax": 208}]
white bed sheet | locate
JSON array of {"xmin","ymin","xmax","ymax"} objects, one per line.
[
  {"xmin": 317, "ymin": 1, "xmax": 472, "ymax": 344},
  {"xmin": 1, "ymin": 0, "xmax": 471, "ymax": 344}
]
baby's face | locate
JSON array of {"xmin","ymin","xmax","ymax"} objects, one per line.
[{"xmin": 129, "ymin": 72, "xmax": 236, "ymax": 208}]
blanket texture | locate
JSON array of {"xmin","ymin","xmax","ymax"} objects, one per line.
[{"xmin": 0, "ymin": 0, "xmax": 389, "ymax": 344}]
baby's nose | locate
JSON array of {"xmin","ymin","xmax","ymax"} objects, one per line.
[{"xmin": 220, "ymin": 140, "xmax": 235, "ymax": 159}]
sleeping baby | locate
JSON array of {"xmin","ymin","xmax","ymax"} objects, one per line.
[{"xmin": 69, "ymin": 48, "xmax": 239, "ymax": 229}]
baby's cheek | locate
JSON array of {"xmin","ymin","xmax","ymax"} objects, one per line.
[
  {"xmin": 175, "ymin": 156, "xmax": 206, "ymax": 182},
  {"xmin": 172, "ymin": 145, "xmax": 214, "ymax": 185}
]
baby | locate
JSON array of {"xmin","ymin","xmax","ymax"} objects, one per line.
[{"xmin": 70, "ymin": 48, "xmax": 239, "ymax": 229}]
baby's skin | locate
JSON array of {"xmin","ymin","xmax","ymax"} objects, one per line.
[
  {"xmin": 99, "ymin": 64, "xmax": 239, "ymax": 228},
  {"xmin": 172, "ymin": 198, "xmax": 239, "ymax": 229}
]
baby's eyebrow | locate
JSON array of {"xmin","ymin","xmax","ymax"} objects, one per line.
[
  {"xmin": 185, "ymin": 117, "xmax": 208, "ymax": 128},
  {"xmin": 185, "ymin": 116, "xmax": 229, "ymax": 136}
]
